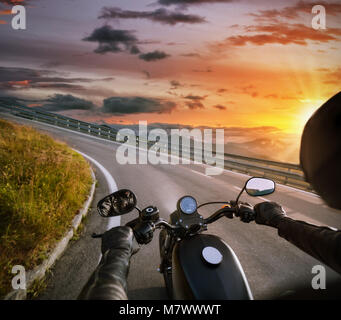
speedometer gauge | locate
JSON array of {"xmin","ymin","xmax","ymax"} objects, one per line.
[{"xmin": 178, "ymin": 196, "xmax": 197, "ymax": 215}]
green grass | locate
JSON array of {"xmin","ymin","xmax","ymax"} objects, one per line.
[{"xmin": 0, "ymin": 119, "xmax": 93, "ymax": 298}]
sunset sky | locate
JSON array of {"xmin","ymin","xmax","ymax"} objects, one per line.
[{"xmin": 1, "ymin": 0, "xmax": 340, "ymax": 162}]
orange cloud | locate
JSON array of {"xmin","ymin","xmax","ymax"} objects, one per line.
[
  {"xmin": 319, "ymin": 67, "xmax": 341, "ymax": 85},
  {"xmin": 213, "ymin": 104, "xmax": 226, "ymax": 110},
  {"xmin": 0, "ymin": 9, "xmax": 12, "ymax": 15},
  {"xmin": 0, "ymin": 0, "xmax": 25, "ymax": 4},
  {"xmin": 0, "ymin": 19, "xmax": 6, "ymax": 24},
  {"xmin": 250, "ymin": 1, "xmax": 341, "ymax": 22},
  {"xmin": 8, "ymin": 80, "xmax": 31, "ymax": 86},
  {"xmin": 223, "ymin": 24, "xmax": 341, "ymax": 47}
]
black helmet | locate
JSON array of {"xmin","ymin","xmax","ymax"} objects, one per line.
[{"xmin": 300, "ymin": 91, "xmax": 341, "ymax": 209}]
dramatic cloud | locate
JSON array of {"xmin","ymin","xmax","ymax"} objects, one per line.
[
  {"xmin": 158, "ymin": 0, "xmax": 234, "ymax": 6},
  {"xmin": 181, "ymin": 53, "xmax": 201, "ymax": 58},
  {"xmin": 222, "ymin": 23, "xmax": 341, "ymax": 47},
  {"xmin": 99, "ymin": 7, "xmax": 206, "ymax": 25},
  {"xmin": 0, "ymin": 96, "xmax": 37, "ymax": 109},
  {"xmin": 184, "ymin": 94, "xmax": 206, "ymax": 101},
  {"xmin": 0, "ymin": 81, "xmax": 85, "ymax": 92},
  {"xmin": 0, "ymin": 0, "xmax": 28, "ymax": 4},
  {"xmin": 319, "ymin": 67, "xmax": 341, "ymax": 85},
  {"xmin": 0, "ymin": 66, "xmax": 112, "ymax": 84},
  {"xmin": 213, "ymin": 104, "xmax": 226, "ymax": 110},
  {"xmin": 139, "ymin": 50, "xmax": 170, "ymax": 62},
  {"xmin": 0, "ymin": 66, "xmax": 112, "ymax": 93},
  {"xmin": 263, "ymin": 93, "xmax": 300, "ymax": 100},
  {"xmin": 239, "ymin": 85, "xmax": 258, "ymax": 97},
  {"xmin": 0, "ymin": 66, "xmax": 50, "ymax": 83},
  {"xmin": 101, "ymin": 96, "xmax": 176, "ymax": 114},
  {"xmin": 250, "ymin": 1, "xmax": 341, "ymax": 22},
  {"xmin": 184, "ymin": 94, "xmax": 206, "ymax": 109},
  {"xmin": 192, "ymin": 67, "xmax": 212, "ymax": 73},
  {"xmin": 83, "ymin": 25, "xmax": 140, "ymax": 54},
  {"xmin": 217, "ymin": 88, "xmax": 228, "ymax": 93},
  {"xmin": 0, "ymin": 9, "xmax": 11, "ymax": 14},
  {"xmin": 83, "ymin": 26, "xmax": 169, "ymax": 61},
  {"xmin": 185, "ymin": 101, "xmax": 205, "ymax": 109},
  {"xmin": 42, "ymin": 94, "xmax": 96, "ymax": 111},
  {"xmin": 170, "ymin": 80, "xmax": 183, "ymax": 89}
]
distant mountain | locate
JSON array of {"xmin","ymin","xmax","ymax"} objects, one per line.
[
  {"xmin": 95, "ymin": 123, "xmax": 300, "ymax": 164},
  {"xmin": 224, "ymin": 138, "xmax": 299, "ymax": 164}
]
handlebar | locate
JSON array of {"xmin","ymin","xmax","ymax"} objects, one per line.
[{"xmin": 92, "ymin": 202, "xmax": 256, "ymax": 242}]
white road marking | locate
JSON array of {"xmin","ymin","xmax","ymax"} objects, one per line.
[
  {"xmin": 74, "ymin": 149, "xmax": 120, "ymax": 230},
  {"xmin": 190, "ymin": 169, "xmax": 213, "ymax": 178},
  {"xmin": 258, "ymin": 196, "xmax": 270, "ymax": 202}
]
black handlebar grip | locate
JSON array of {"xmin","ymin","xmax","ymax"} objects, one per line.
[{"xmin": 133, "ymin": 221, "xmax": 154, "ymax": 244}]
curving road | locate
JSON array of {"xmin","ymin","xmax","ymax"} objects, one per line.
[{"xmin": 1, "ymin": 111, "xmax": 341, "ymax": 300}]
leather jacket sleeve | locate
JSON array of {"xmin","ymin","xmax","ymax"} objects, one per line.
[
  {"xmin": 78, "ymin": 226, "xmax": 135, "ymax": 300},
  {"xmin": 277, "ymin": 217, "xmax": 341, "ymax": 274}
]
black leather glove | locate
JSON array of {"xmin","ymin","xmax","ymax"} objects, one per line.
[
  {"xmin": 238, "ymin": 202, "xmax": 255, "ymax": 223},
  {"xmin": 254, "ymin": 202, "xmax": 287, "ymax": 228},
  {"xmin": 126, "ymin": 218, "xmax": 154, "ymax": 244},
  {"xmin": 101, "ymin": 226, "xmax": 140, "ymax": 255}
]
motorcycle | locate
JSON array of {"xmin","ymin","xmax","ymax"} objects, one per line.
[{"xmin": 93, "ymin": 177, "xmax": 276, "ymax": 300}]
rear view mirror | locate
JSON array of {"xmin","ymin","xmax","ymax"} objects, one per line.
[
  {"xmin": 245, "ymin": 178, "xmax": 275, "ymax": 197},
  {"xmin": 97, "ymin": 189, "xmax": 137, "ymax": 217}
]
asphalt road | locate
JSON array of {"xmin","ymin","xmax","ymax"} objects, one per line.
[{"xmin": 1, "ymin": 112, "xmax": 341, "ymax": 300}]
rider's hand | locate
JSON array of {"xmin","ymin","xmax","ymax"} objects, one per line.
[
  {"xmin": 238, "ymin": 202, "xmax": 255, "ymax": 223},
  {"xmin": 101, "ymin": 226, "xmax": 140, "ymax": 255},
  {"xmin": 126, "ymin": 218, "xmax": 154, "ymax": 245},
  {"xmin": 254, "ymin": 202, "xmax": 287, "ymax": 228}
]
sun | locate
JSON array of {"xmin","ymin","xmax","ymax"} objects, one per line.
[{"xmin": 296, "ymin": 99, "xmax": 325, "ymax": 133}]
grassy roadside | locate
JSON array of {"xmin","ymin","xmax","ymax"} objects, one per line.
[{"xmin": 0, "ymin": 118, "xmax": 93, "ymax": 298}]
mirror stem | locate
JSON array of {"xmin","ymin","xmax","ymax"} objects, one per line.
[{"xmin": 235, "ymin": 187, "xmax": 245, "ymax": 204}]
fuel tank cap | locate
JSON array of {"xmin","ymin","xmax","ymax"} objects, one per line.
[{"xmin": 202, "ymin": 246, "xmax": 223, "ymax": 265}]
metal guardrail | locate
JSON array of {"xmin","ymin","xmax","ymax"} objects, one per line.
[{"xmin": 0, "ymin": 103, "xmax": 312, "ymax": 192}]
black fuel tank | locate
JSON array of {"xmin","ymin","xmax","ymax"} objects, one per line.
[{"xmin": 172, "ymin": 234, "xmax": 253, "ymax": 300}]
